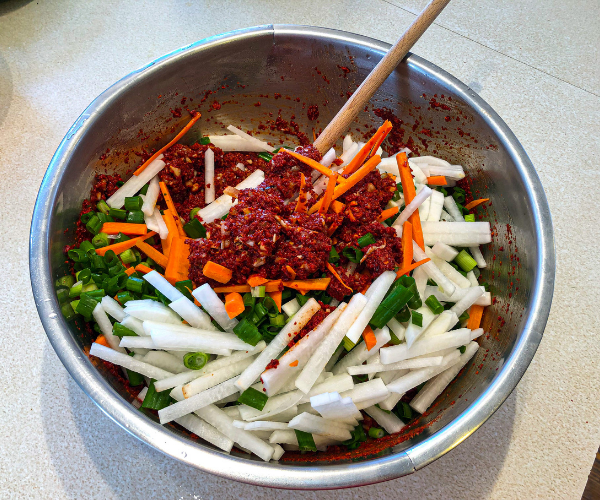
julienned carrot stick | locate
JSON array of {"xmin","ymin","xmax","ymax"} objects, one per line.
[
  {"xmin": 161, "ymin": 209, "xmax": 177, "ymax": 256},
  {"xmin": 268, "ymin": 290, "xmax": 282, "ymax": 312},
  {"xmin": 95, "ymin": 334, "xmax": 110, "ymax": 348},
  {"xmin": 158, "ymin": 182, "xmax": 185, "ymax": 238},
  {"xmin": 326, "ymin": 262, "xmax": 352, "ymax": 294},
  {"xmin": 203, "ymin": 261, "xmax": 233, "ymax": 284},
  {"xmin": 363, "ymin": 326, "xmax": 377, "ymax": 351},
  {"xmin": 133, "ymin": 113, "xmax": 202, "ymax": 176},
  {"xmin": 320, "ymin": 173, "xmax": 337, "ymax": 214},
  {"xmin": 224, "ymin": 292, "xmax": 245, "ymax": 319},
  {"xmin": 342, "ymin": 121, "xmax": 392, "ymax": 176},
  {"xmin": 247, "ymin": 275, "xmax": 269, "ymax": 287},
  {"xmin": 464, "ymin": 198, "xmax": 490, "ymax": 211},
  {"xmin": 426, "ymin": 176, "xmax": 447, "ymax": 186},
  {"xmin": 376, "ymin": 206, "xmax": 399, "ymax": 223},
  {"xmin": 285, "ymin": 266, "xmax": 297, "ymax": 280},
  {"xmin": 282, "ymin": 278, "xmax": 331, "ymax": 291},
  {"xmin": 101, "ymin": 223, "xmax": 148, "ymax": 236},
  {"xmin": 135, "ymin": 263, "xmax": 154, "ymax": 274},
  {"xmin": 285, "ymin": 150, "xmax": 334, "ymax": 178},
  {"xmin": 125, "ymin": 267, "xmax": 136, "ymax": 276},
  {"xmin": 135, "ymin": 240, "xmax": 169, "ymax": 268},
  {"xmin": 395, "ymin": 258, "xmax": 431, "ymax": 278},
  {"xmin": 467, "ymin": 305, "xmax": 485, "ymax": 329},
  {"xmin": 294, "ymin": 173, "xmax": 308, "ymax": 213},
  {"xmin": 397, "ymin": 153, "xmax": 424, "ymax": 250},
  {"xmin": 95, "ymin": 231, "xmax": 156, "ymax": 257},
  {"xmin": 213, "ymin": 281, "xmax": 282, "ymax": 294},
  {"xmin": 401, "ymin": 220, "xmax": 413, "ymax": 269},
  {"xmin": 289, "ymin": 360, "xmax": 299, "ymax": 367},
  {"xmin": 165, "ymin": 237, "xmax": 190, "ymax": 285},
  {"xmin": 330, "ymin": 200, "xmax": 345, "ymax": 213},
  {"xmin": 308, "ymin": 155, "xmax": 381, "ymax": 214}
]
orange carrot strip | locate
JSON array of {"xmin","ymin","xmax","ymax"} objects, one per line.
[
  {"xmin": 159, "ymin": 182, "xmax": 186, "ymax": 238},
  {"xmin": 289, "ymin": 360, "xmax": 299, "ymax": 367},
  {"xmin": 308, "ymin": 155, "xmax": 381, "ymax": 214},
  {"xmin": 396, "ymin": 258, "xmax": 431, "ymax": 278},
  {"xmin": 125, "ymin": 267, "xmax": 136, "ymax": 276},
  {"xmin": 426, "ymin": 176, "xmax": 447, "ymax": 186},
  {"xmin": 268, "ymin": 290, "xmax": 282, "ymax": 312},
  {"xmin": 161, "ymin": 209, "xmax": 177, "ymax": 256},
  {"xmin": 135, "ymin": 240, "xmax": 169, "ymax": 268},
  {"xmin": 464, "ymin": 198, "xmax": 490, "ymax": 211},
  {"xmin": 214, "ymin": 281, "xmax": 282, "ymax": 294},
  {"xmin": 133, "ymin": 113, "xmax": 202, "ymax": 176},
  {"xmin": 203, "ymin": 261, "xmax": 232, "ymax": 284},
  {"xmin": 376, "ymin": 206, "xmax": 399, "ymax": 223},
  {"xmin": 320, "ymin": 173, "xmax": 337, "ymax": 214},
  {"xmin": 285, "ymin": 266, "xmax": 297, "ymax": 280},
  {"xmin": 342, "ymin": 121, "xmax": 392, "ymax": 176},
  {"xmin": 401, "ymin": 221, "xmax": 413, "ymax": 269},
  {"xmin": 397, "ymin": 153, "xmax": 424, "ymax": 250},
  {"xmin": 282, "ymin": 278, "xmax": 331, "ymax": 291},
  {"xmin": 101, "ymin": 223, "xmax": 148, "ymax": 236},
  {"xmin": 165, "ymin": 237, "xmax": 190, "ymax": 285},
  {"xmin": 467, "ymin": 305, "xmax": 485, "ymax": 329},
  {"xmin": 326, "ymin": 262, "xmax": 352, "ymax": 294},
  {"xmin": 294, "ymin": 173, "xmax": 308, "ymax": 213},
  {"xmin": 135, "ymin": 263, "xmax": 155, "ymax": 274},
  {"xmin": 95, "ymin": 231, "xmax": 156, "ymax": 257},
  {"xmin": 94, "ymin": 334, "xmax": 110, "ymax": 348},
  {"xmin": 363, "ymin": 326, "xmax": 377, "ymax": 351},
  {"xmin": 330, "ymin": 200, "xmax": 345, "ymax": 214},
  {"xmin": 247, "ymin": 275, "xmax": 269, "ymax": 287},
  {"xmin": 224, "ymin": 292, "xmax": 245, "ymax": 319},
  {"xmin": 285, "ymin": 150, "xmax": 334, "ymax": 177}
]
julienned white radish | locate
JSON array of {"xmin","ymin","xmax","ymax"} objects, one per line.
[
  {"xmin": 427, "ymin": 190, "xmax": 445, "ymax": 222},
  {"xmin": 420, "ymin": 310, "xmax": 458, "ymax": 340},
  {"xmin": 288, "ymin": 413, "xmax": 352, "ymax": 442},
  {"xmin": 426, "ymin": 248, "xmax": 472, "ymax": 289},
  {"xmin": 440, "ymin": 209, "xmax": 454, "ymax": 222},
  {"xmin": 342, "ymin": 134, "xmax": 353, "ymax": 153},
  {"xmin": 174, "ymin": 413, "xmax": 234, "ymax": 453},
  {"xmin": 380, "ymin": 329, "xmax": 471, "ymax": 364},
  {"xmin": 208, "ymin": 135, "xmax": 268, "ymax": 152},
  {"xmin": 92, "ymin": 304, "xmax": 126, "ymax": 353},
  {"xmin": 143, "ymin": 271, "xmax": 184, "ymax": 302},
  {"xmin": 243, "ymin": 421, "xmax": 290, "ymax": 432},
  {"xmin": 298, "ymin": 374, "xmax": 355, "ymax": 404},
  {"xmin": 119, "ymin": 336, "xmax": 157, "ymax": 349},
  {"xmin": 392, "ymin": 185, "xmax": 432, "ymax": 235},
  {"xmin": 466, "ymin": 270, "xmax": 479, "ymax": 287},
  {"xmin": 340, "ymin": 378, "xmax": 388, "ymax": 404},
  {"xmin": 344, "ymin": 272, "xmax": 396, "ymax": 344},
  {"xmin": 347, "ymin": 355, "xmax": 444, "ymax": 375},
  {"xmin": 324, "ymin": 344, "xmax": 345, "ymax": 373},
  {"xmin": 413, "ymin": 266, "xmax": 428, "ymax": 301},
  {"xmin": 221, "ymin": 406, "xmax": 241, "ymax": 419},
  {"xmin": 295, "ymin": 295, "xmax": 367, "ymax": 393},
  {"xmin": 192, "ymin": 284, "xmax": 239, "ymax": 331},
  {"xmin": 182, "ymin": 357, "xmax": 255, "ymax": 398},
  {"xmin": 332, "ymin": 326, "xmax": 391, "ymax": 375},
  {"xmin": 106, "ymin": 155, "xmax": 165, "ymax": 209},
  {"xmin": 147, "ymin": 325, "xmax": 249, "ymax": 354},
  {"xmin": 423, "ymin": 232, "xmax": 492, "ymax": 246},
  {"xmin": 407, "ymin": 160, "xmax": 428, "ymax": 184},
  {"xmin": 387, "ymin": 318, "xmax": 406, "ymax": 342},
  {"xmin": 142, "ymin": 351, "xmax": 188, "ymax": 374},
  {"xmin": 442, "ymin": 196, "xmax": 486, "ymax": 268},
  {"xmin": 418, "ymin": 190, "xmax": 431, "ymax": 221},
  {"xmin": 364, "ymin": 405, "xmax": 405, "ymax": 434},
  {"xmin": 431, "ymin": 241, "xmax": 459, "ymax": 261},
  {"xmin": 377, "ymin": 369, "xmax": 408, "ymax": 385},
  {"xmin": 354, "ymin": 393, "xmax": 391, "ymax": 411},
  {"xmin": 124, "ymin": 301, "xmax": 182, "ymax": 325},
  {"xmin": 469, "ymin": 245, "xmax": 487, "ymax": 268},
  {"xmin": 386, "ymin": 350, "xmax": 462, "ymax": 394},
  {"xmin": 450, "ymin": 287, "xmax": 485, "ymax": 318},
  {"xmin": 340, "ymin": 142, "xmax": 359, "ymax": 164},
  {"xmin": 120, "ymin": 315, "xmax": 146, "ymax": 336},
  {"xmin": 310, "ymin": 392, "xmax": 360, "ymax": 420},
  {"xmin": 410, "ymin": 341, "xmax": 479, "ymax": 414},
  {"xmin": 424, "ymin": 285, "xmax": 489, "ymax": 306},
  {"xmin": 204, "ymin": 148, "xmax": 215, "ymax": 204},
  {"xmin": 168, "ymin": 296, "xmax": 216, "ymax": 330},
  {"xmin": 261, "ymin": 304, "xmax": 346, "ymax": 396},
  {"xmin": 198, "ymin": 169, "xmax": 265, "ymax": 224},
  {"xmin": 412, "ymin": 242, "xmax": 456, "ymax": 296},
  {"xmin": 239, "ymin": 391, "xmax": 304, "ymax": 422},
  {"xmin": 427, "ymin": 165, "xmax": 465, "ymax": 180},
  {"xmin": 269, "ymin": 430, "xmax": 336, "ymax": 451},
  {"xmin": 141, "ymin": 176, "xmax": 161, "ymax": 216},
  {"xmin": 404, "ymin": 306, "xmax": 436, "ymax": 348},
  {"xmin": 254, "ymin": 371, "xmax": 331, "ymax": 398},
  {"xmin": 100, "ymin": 296, "xmax": 126, "ymax": 322},
  {"xmin": 226, "ymin": 125, "xmax": 275, "ymax": 153},
  {"xmin": 90, "ymin": 343, "xmax": 173, "ymax": 379},
  {"xmin": 235, "ymin": 298, "xmax": 321, "ymax": 392},
  {"xmin": 281, "ymin": 298, "xmax": 300, "ymax": 317}
]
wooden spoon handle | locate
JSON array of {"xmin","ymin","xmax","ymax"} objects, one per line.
[{"xmin": 314, "ymin": 0, "xmax": 451, "ymax": 154}]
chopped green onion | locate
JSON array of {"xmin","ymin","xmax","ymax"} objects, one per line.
[
  {"xmin": 258, "ymin": 152, "xmax": 274, "ymax": 162},
  {"xmin": 126, "ymin": 359, "xmax": 145, "ymax": 386},
  {"xmin": 368, "ymin": 427, "xmax": 385, "ymax": 439},
  {"xmin": 61, "ymin": 302, "xmax": 76, "ymax": 321},
  {"xmin": 399, "ymin": 275, "xmax": 422, "ymax": 309},
  {"xmin": 395, "ymin": 306, "xmax": 411, "ymax": 323},
  {"xmin": 69, "ymin": 280, "xmax": 83, "ymax": 298},
  {"xmin": 282, "ymin": 289, "xmax": 293, "ymax": 301},
  {"xmin": 262, "ymin": 296, "xmax": 277, "ymax": 311},
  {"xmin": 55, "ymin": 275, "xmax": 75, "ymax": 289},
  {"xmin": 97, "ymin": 212, "xmax": 113, "ymax": 224},
  {"xmin": 96, "ymin": 200, "xmax": 110, "ymax": 215},
  {"xmin": 113, "ymin": 323, "xmax": 137, "ymax": 337},
  {"xmin": 92, "ymin": 232, "xmax": 109, "ymax": 248},
  {"xmin": 141, "ymin": 380, "xmax": 173, "ymax": 410},
  {"xmin": 251, "ymin": 285, "xmax": 266, "ymax": 298},
  {"xmin": 56, "ymin": 288, "xmax": 70, "ymax": 304},
  {"xmin": 108, "ymin": 262, "xmax": 126, "ymax": 276},
  {"xmin": 82, "ymin": 282, "xmax": 98, "ymax": 293},
  {"xmin": 464, "ymin": 213, "xmax": 475, "ymax": 222},
  {"xmin": 396, "ymin": 182, "xmax": 403, "ymax": 193},
  {"xmin": 198, "ymin": 137, "xmax": 211, "ymax": 145},
  {"xmin": 68, "ymin": 248, "xmax": 89, "ymax": 263},
  {"xmin": 85, "ymin": 215, "xmax": 103, "ymax": 235},
  {"xmin": 141, "ymin": 294, "xmax": 159, "ymax": 301},
  {"xmin": 126, "ymin": 210, "xmax": 145, "ymax": 224},
  {"xmin": 392, "ymin": 189, "xmax": 401, "ymax": 202},
  {"xmin": 412, "ymin": 310, "xmax": 423, "ymax": 327},
  {"xmin": 328, "ymin": 247, "xmax": 340, "ymax": 264},
  {"xmin": 183, "ymin": 352, "xmax": 210, "ymax": 370},
  {"xmin": 117, "ymin": 291, "xmax": 135, "ymax": 305},
  {"xmin": 426, "ymin": 278, "xmax": 437, "ymax": 286},
  {"xmin": 82, "ymin": 289, "xmax": 105, "ymax": 300},
  {"xmin": 253, "ymin": 303, "xmax": 268, "ymax": 321},
  {"xmin": 452, "ymin": 188, "xmax": 465, "ymax": 205},
  {"xmin": 243, "ymin": 293, "xmax": 256, "ymax": 308},
  {"xmin": 458, "ymin": 311, "xmax": 470, "ymax": 322},
  {"xmin": 233, "ymin": 318, "xmax": 263, "ymax": 346},
  {"xmin": 357, "ymin": 233, "xmax": 376, "ymax": 248},
  {"xmin": 76, "ymin": 294, "xmax": 98, "ymax": 317},
  {"xmin": 425, "ymin": 295, "xmax": 444, "ymax": 315},
  {"xmin": 120, "ymin": 249, "xmax": 136, "ymax": 265},
  {"xmin": 115, "ymin": 233, "xmax": 130, "ymax": 243},
  {"xmin": 138, "ymin": 184, "xmax": 149, "ymax": 196},
  {"xmin": 342, "ymin": 246, "xmax": 363, "ymax": 263},
  {"xmin": 76, "ymin": 268, "xmax": 92, "ymax": 284},
  {"xmin": 389, "ymin": 330, "xmax": 402, "ymax": 345},
  {"xmin": 183, "ymin": 218, "xmax": 207, "ymax": 238},
  {"xmin": 70, "ymin": 299, "xmax": 80, "ymax": 312},
  {"xmin": 175, "ymin": 280, "xmax": 194, "ymax": 301},
  {"xmin": 237, "ymin": 387, "xmax": 268, "ymax": 411},
  {"xmin": 109, "ymin": 208, "xmax": 127, "ymax": 220},
  {"xmin": 342, "ymin": 424, "xmax": 367, "ymax": 450},
  {"xmin": 126, "ymin": 277, "xmax": 145, "ymax": 294},
  {"xmin": 395, "ymin": 401, "xmax": 413, "ymax": 422},
  {"xmin": 269, "ymin": 314, "xmax": 286, "ymax": 327},
  {"xmin": 459, "ymin": 345, "xmax": 467, "ymax": 354},
  {"xmin": 296, "ymin": 294, "xmax": 309, "ymax": 307},
  {"xmin": 294, "ymin": 430, "xmax": 317, "ymax": 452},
  {"xmin": 342, "ymin": 336, "xmax": 356, "ymax": 352},
  {"xmin": 369, "ymin": 284, "xmax": 414, "ymax": 329},
  {"xmin": 124, "ymin": 196, "xmax": 143, "ymax": 211},
  {"xmin": 103, "ymin": 250, "xmax": 118, "ymax": 266},
  {"xmin": 80, "ymin": 212, "xmax": 94, "ymax": 224},
  {"xmin": 190, "ymin": 207, "xmax": 201, "ymax": 219},
  {"xmin": 454, "ymin": 249, "xmax": 477, "ymax": 272}
]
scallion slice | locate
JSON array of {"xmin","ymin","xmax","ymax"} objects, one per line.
[
  {"xmin": 69, "ymin": 280, "xmax": 83, "ymax": 298},
  {"xmin": 454, "ymin": 249, "xmax": 477, "ymax": 272},
  {"xmin": 126, "ymin": 210, "xmax": 145, "ymax": 224},
  {"xmin": 258, "ymin": 152, "xmax": 274, "ymax": 162},
  {"xmin": 251, "ymin": 285, "xmax": 266, "ymax": 298},
  {"xmin": 124, "ymin": 196, "xmax": 143, "ymax": 211},
  {"xmin": 85, "ymin": 215, "xmax": 103, "ymax": 235},
  {"xmin": 342, "ymin": 246, "xmax": 364, "ymax": 263},
  {"xmin": 368, "ymin": 427, "xmax": 385, "ymax": 439},
  {"xmin": 60, "ymin": 302, "xmax": 76, "ymax": 321},
  {"xmin": 92, "ymin": 232, "xmax": 109, "ymax": 248},
  {"xmin": 464, "ymin": 213, "xmax": 476, "ymax": 222},
  {"xmin": 189, "ymin": 207, "xmax": 201, "ymax": 219},
  {"xmin": 75, "ymin": 294, "xmax": 98, "ymax": 317},
  {"xmin": 108, "ymin": 208, "xmax": 127, "ymax": 220},
  {"xmin": 120, "ymin": 249, "xmax": 136, "ymax": 265},
  {"xmin": 369, "ymin": 284, "xmax": 414, "ymax": 329},
  {"xmin": 342, "ymin": 335, "xmax": 356, "ymax": 352},
  {"xmin": 141, "ymin": 380, "xmax": 172, "ymax": 410},
  {"xmin": 183, "ymin": 352, "xmax": 210, "ymax": 370},
  {"xmin": 425, "ymin": 295, "xmax": 444, "ymax": 315},
  {"xmin": 237, "ymin": 387, "xmax": 268, "ymax": 411},
  {"xmin": 328, "ymin": 247, "xmax": 340, "ymax": 264},
  {"xmin": 233, "ymin": 318, "xmax": 263, "ymax": 346},
  {"xmin": 55, "ymin": 275, "xmax": 75, "ymax": 289},
  {"xmin": 294, "ymin": 430, "xmax": 317, "ymax": 452},
  {"xmin": 411, "ymin": 310, "xmax": 423, "ymax": 327},
  {"xmin": 113, "ymin": 323, "xmax": 137, "ymax": 338},
  {"xmin": 96, "ymin": 200, "xmax": 110, "ymax": 215},
  {"xmin": 183, "ymin": 218, "xmax": 207, "ymax": 239},
  {"xmin": 269, "ymin": 314, "xmax": 286, "ymax": 327},
  {"xmin": 357, "ymin": 233, "xmax": 376, "ymax": 248},
  {"xmin": 126, "ymin": 277, "xmax": 145, "ymax": 294},
  {"xmin": 116, "ymin": 291, "xmax": 135, "ymax": 305}
]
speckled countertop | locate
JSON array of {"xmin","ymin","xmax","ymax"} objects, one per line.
[{"xmin": 1, "ymin": 0, "xmax": 599, "ymax": 498}]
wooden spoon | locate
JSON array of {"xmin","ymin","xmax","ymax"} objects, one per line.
[{"xmin": 313, "ymin": 0, "xmax": 451, "ymax": 154}]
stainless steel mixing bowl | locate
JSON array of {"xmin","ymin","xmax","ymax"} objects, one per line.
[{"xmin": 29, "ymin": 25, "xmax": 555, "ymax": 489}]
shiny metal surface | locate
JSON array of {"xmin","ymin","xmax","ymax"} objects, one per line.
[{"xmin": 29, "ymin": 25, "xmax": 554, "ymax": 489}]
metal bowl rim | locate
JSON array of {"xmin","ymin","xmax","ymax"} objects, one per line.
[{"xmin": 29, "ymin": 24, "xmax": 555, "ymax": 489}]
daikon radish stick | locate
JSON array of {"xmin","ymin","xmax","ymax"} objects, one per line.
[
  {"xmin": 450, "ymin": 287, "xmax": 485, "ymax": 318},
  {"xmin": 147, "ymin": 325, "xmax": 248, "ymax": 353},
  {"xmin": 426, "ymin": 190, "xmax": 445, "ymax": 222},
  {"xmin": 192, "ymin": 283, "xmax": 239, "ymax": 331},
  {"xmin": 342, "ymin": 134, "xmax": 353, "ymax": 153},
  {"xmin": 281, "ymin": 298, "xmax": 300, "ymax": 317},
  {"xmin": 204, "ymin": 148, "xmax": 215, "ymax": 204},
  {"xmin": 269, "ymin": 430, "xmax": 336, "ymax": 450},
  {"xmin": 261, "ymin": 304, "xmax": 346, "ymax": 396},
  {"xmin": 106, "ymin": 156, "xmax": 165, "ymax": 209},
  {"xmin": 443, "ymin": 195, "xmax": 487, "ymax": 268},
  {"xmin": 121, "ymin": 315, "xmax": 145, "ymax": 336},
  {"xmin": 340, "ymin": 378, "xmax": 388, "ymax": 404},
  {"xmin": 418, "ymin": 190, "xmax": 431, "ymax": 221},
  {"xmin": 367, "ymin": 353, "xmax": 380, "ymax": 380},
  {"xmin": 380, "ymin": 329, "xmax": 471, "ymax": 364},
  {"xmin": 364, "ymin": 405, "xmax": 405, "ymax": 434},
  {"xmin": 169, "ymin": 296, "xmax": 216, "ymax": 330},
  {"xmin": 320, "ymin": 148, "xmax": 337, "ymax": 168},
  {"xmin": 153, "ymin": 208, "xmax": 169, "ymax": 240},
  {"xmin": 101, "ymin": 296, "xmax": 126, "ymax": 322},
  {"xmin": 311, "ymin": 392, "xmax": 360, "ymax": 420},
  {"xmin": 295, "ymin": 294, "xmax": 368, "ymax": 393},
  {"xmin": 324, "ymin": 344, "xmax": 345, "ymax": 373},
  {"xmin": 298, "ymin": 374, "xmax": 354, "ymax": 404},
  {"xmin": 90, "ymin": 343, "xmax": 173, "ymax": 379},
  {"xmin": 355, "ymin": 393, "xmax": 391, "ymax": 411},
  {"xmin": 332, "ymin": 327, "xmax": 390, "ymax": 375},
  {"xmin": 182, "ymin": 357, "xmax": 254, "ymax": 398},
  {"xmin": 208, "ymin": 135, "xmax": 268, "ymax": 152},
  {"xmin": 142, "ymin": 351, "xmax": 188, "ymax": 374},
  {"xmin": 378, "ymin": 391, "xmax": 404, "ymax": 411},
  {"xmin": 227, "ymin": 125, "xmax": 275, "ymax": 153},
  {"xmin": 404, "ymin": 306, "xmax": 437, "ymax": 348},
  {"xmin": 426, "ymin": 248, "xmax": 472, "ymax": 289},
  {"xmin": 288, "ymin": 413, "xmax": 352, "ymax": 442},
  {"xmin": 243, "ymin": 421, "xmax": 290, "ymax": 432},
  {"xmin": 124, "ymin": 301, "xmax": 182, "ymax": 325},
  {"xmin": 387, "ymin": 351, "xmax": 462, "ymax": 394},
  {"xmin": 141, "ymin": 176, "xmax": 161, "ymax": 216},
  {"xmin": 377, "ymin": 369, "xmax": 408, "ymax": 385},
  {"xmin": 92, "ymin": 304, "xmax": 126, "ymax": 353},
  {"xmin": 254, "ymin": 372, "xmax": 331, "ymax": 398},
  {"xmin": 221, "ymin": 406, "xmax": 241, "ymax": 419},
  {"xmin": 431, "ymin": 242, "xmax": 459, "ymax": 261},
  {"xmin": 119, "ymin": 336, "xmax": 157, "ymax": 349},
  {"xmin": 174, "ymin": 413, "xmax": 234, "ymax": 453},
  {"xmin": 344, "ymin": 271, "xmax": 396, "ymax": 343},
  {"xmin": 469, "ymin": 245, "xmax": 487, "ymax": 268},
  {"xmin": 239, "ymin": 391, "xmax": 304, "ymax": 422},
  {"xmin": 387, "ymin": 318, "xmax": 406, "ymax": 342},
  {"xmin": 440, "ymin": 209, "xmax": 454, "ymax": 222},
  {"xmin": 413, "ymin": 242, "xmax": 456, "ymax": 296},
  {"xmin": 340, "ymin": 142, "xmax": 359, "ymax": 164},
  {"xmin": 142, "ymin": 270, "xmax": 183, "ymax": 301},
  {"xmin": 466, "ymin": 270, "xmax": 479, "ymax": 287},
  {"xmin": 347, "ymin": 355, "xmax": 444, "ymax": 375},
  {"xmin": 427, "ymin": 165, "xmax": 465, "ymax": 180},
  {"xmin": 413, "ymin": 266, "xmax": 428, "ymax": 299},
  {"xmin": 392, "ymin": 185, "xmax": 432, "ymax": 235},
  {"xmin": 407, "ymin": 160, "xmax": 428, "ymax": 184},
  {"xmin": 235, "ymin": 298, "xmax": 320, "ymax": 392},
  {"xmin": 410, "ymin": 341, "xmax": 479, "ymax": 414},
  {"xmin": 424, "ymin": 285, "xmax": 488, "ymax": 306},
  {"xmin": 420, "ymin": 310, "xmax": 458, "ymax": 339}
]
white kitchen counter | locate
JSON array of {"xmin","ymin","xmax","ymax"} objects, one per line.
[{"xmin": 1, "ymin": 0, "xmax": 599, "ymax": 498}]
